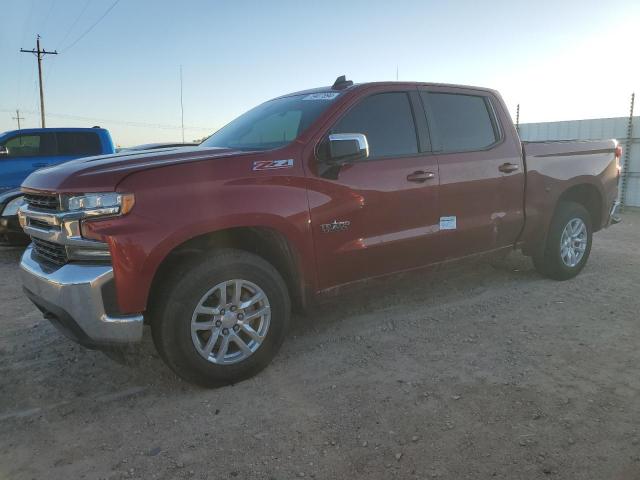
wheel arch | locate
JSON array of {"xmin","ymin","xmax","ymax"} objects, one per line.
[
  {"xmin": 521, "ymin": 180, "xmax": 605, "ymax": 258},
  {"xmin": 556, "ymin": 183, "xmax": 603, "ymax": 232},
  {"xmin": 147, "ymin": 226, "xmax": 309, "ymax": 317}
]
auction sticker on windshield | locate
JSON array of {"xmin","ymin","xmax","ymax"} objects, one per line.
[{"xmin": 302, "ymin": 92, "xmax": 340, "ymax": 101}]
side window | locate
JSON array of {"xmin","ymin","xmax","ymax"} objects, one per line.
[
  {"xmin": 56, "ymin": 132, "xmax": 102, "ymax": 156},
  {"xmin": 3, "ymin": 134, "xmax": 55, "ymax": 157},
  {"xmin": 422, "ymin": 92, "xmax": 498, "ymax": 153},
  {"xmin": 333, "ymin": 92, "xmax": 418, "ymax": 158}
]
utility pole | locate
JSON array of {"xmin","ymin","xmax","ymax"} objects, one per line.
[
  {"xmin": 20, "ymin": 35, "xmax": 58, "ymax": 128},
  {"xmin": 180, "ymin": 65, "xmax": 185, "ymax": 143},
  {"xmin": 12, "ymin": 109, "xmax": 25, "ymax": 130}
]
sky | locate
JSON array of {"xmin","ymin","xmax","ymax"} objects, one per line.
[{"xmin": 1, "ymin": 0, "xmax": 639, "ymax": 147}]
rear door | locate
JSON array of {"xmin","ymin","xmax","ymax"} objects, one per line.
[
  {"xmin": 0, "ymin": 132, "xmax": 56, "ymax": 188},
  {"xmin": 308, "ymin": 88, "xmax": 440, "ymax": 289},
  {"xmin": 419, "ymin": 87, "xmax": 525, "ymax": 259}
]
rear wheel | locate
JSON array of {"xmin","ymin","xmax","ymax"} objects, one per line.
[
  {"xmin": 151, "ymin": 249, "xmax": 291, "ymax": 387},
  {"xmin": 533, "ymin": 201, "xmax": 592, "ymax": 280}
]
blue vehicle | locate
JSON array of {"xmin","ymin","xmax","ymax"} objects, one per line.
[{"xmin": 0, "ymin": 127, "xmax": 115, "ymax": 244}]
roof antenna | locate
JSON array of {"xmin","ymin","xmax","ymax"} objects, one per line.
[{"xmin": 332, "ymin": 75, "xmax": 353, "ymax": 90}]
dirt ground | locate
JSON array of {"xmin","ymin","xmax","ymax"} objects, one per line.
[{"xmin": 1, "ymin": 212, "xmax": 639, "ymax": 480}]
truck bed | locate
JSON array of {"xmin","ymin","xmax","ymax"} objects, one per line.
[{"xmin": 519, "ymin": 139, "xmax": 619, "ymax": 255}]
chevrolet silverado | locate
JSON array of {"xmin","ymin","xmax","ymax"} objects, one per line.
[{"xmin": 17, "ymin": 77, "xmax": 621, "ymax": 386}]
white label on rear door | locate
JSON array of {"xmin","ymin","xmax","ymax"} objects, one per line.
[
  {"xmin": 302, "ymin": 92, "xmax": 340, "ymax": 101},
  {"xmin": 439, "ymin": 216, "xmax": 457, "ymax": 230}
]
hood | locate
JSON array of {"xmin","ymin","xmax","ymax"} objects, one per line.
[{"xmin": 21, "ymin": 146, "xmax": 249, "ymax": 193}]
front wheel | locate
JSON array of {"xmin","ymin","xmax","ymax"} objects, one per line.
[
  {"xmin": 151, "ymin": 249, "xmax": 291, "ymax": 387},
  {"xmin": 533, "ymin": 201, "xmax": 593, "ymax": 280}
]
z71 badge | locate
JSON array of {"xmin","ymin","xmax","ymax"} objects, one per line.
[
  {"xmin": 321, "ymin": 220, "xmax": 351, "ymax": 233},
  {"xmin": 252, "ymin": 159, "xmax": 294, "ymax": 171}
]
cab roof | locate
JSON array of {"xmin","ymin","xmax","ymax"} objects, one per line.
[
  {"xmin": 276, "ymin": 80, "xmax": 497, "ymax": 100},
  {"xmin": 0, "ymin": 127, "xmax": 108, "ymax": 137}
]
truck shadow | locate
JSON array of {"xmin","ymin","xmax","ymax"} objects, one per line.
[
  {"xmin": 0, "ymin": 249, "xmax": 538, "ymax": 421},
  {"xmin": 295, "ymin": 251, "xmax": 537, "ymax": 333}
]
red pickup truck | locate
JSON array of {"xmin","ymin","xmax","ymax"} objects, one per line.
[{"xmin": 18, "ymin": 77, "xmax": 621, "ymax": 386}]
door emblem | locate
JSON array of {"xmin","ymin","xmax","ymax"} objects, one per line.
[
  {"xmin": 252, "ymin": 159, "xmax": 294, "ymax": 171},
  {"xmin": 321, "ymin": 220, "xmax": 351, "ymax": 233}
]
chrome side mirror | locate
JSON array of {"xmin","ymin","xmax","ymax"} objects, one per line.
[
  {"xmin": 316, "ymin": 133, "xmax": 370, "ymax": 179},
  {"xmin": 326, "ymin": 133, "xmax": 369, "ymax": 164},
  {"xmin": 0, "ymin": 146, "xmax": 8, "ymax": 157}
]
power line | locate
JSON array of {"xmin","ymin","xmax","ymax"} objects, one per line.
[
  {"xmin": 0, "ymin": 108, "xmax": 212, "ymax": 132},
  {"xmin": 19, "ymin": 0, "xmax": 36, "ymax": 46},
  {"xmin": 39, "ymin": 0, "xmax": 58, "ymax": 35},
  {"xmin": 56, "ymin": 0, "xmax": 92, "ymax": 49},
  {"xmin": 15, "ymin": 0, "xmax": 37, "ymax": 107},
  {"xmin": 61, "ymin": 0, "xmax": 121, "ymax": 52},
  {"xmin": 43, "ymin": 0, "xmax": 92, "ymax": 89}
]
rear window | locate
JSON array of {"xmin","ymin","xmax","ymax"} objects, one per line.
[
  {"xmin": 56, "ymin": 132, "xmax": 102, "ymax": 156},
  {"xmin": 422, "ymin": 92, "xmax": 498, "ymax": 153},
  {"xmin": 3, "ymin": 133, "xmax": 56, "ymax": 157}
]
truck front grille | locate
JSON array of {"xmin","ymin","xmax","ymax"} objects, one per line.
[
  {"xmin": 32, "ymin": 238, "xmax": 68, "ymax": 266},
  {"xmin": 24, "ymin": 193, "xmax": 60, "ymax": 211},
  {"xmin": 29, "ymin": 218, "xmax": 59, "ymax": 230}
]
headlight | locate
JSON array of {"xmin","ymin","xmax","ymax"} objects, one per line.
[
  {"xmin": 2, "ymin": 196, "xmax": 25, "ymax": 216},
  {"xmin": 66, "ymin": 192, "xmax": 135, "ymax": 216}
]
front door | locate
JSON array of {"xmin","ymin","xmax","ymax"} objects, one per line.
[{"xmin": 307, "ymin": 89, "xmax": 440, "ymax": 290}]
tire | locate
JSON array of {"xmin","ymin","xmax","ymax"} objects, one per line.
[
  {"xmin": 533, "ymin": 201, "xmax": 592, "ymax": 280},
  {"xmin": 151, "ymin": 249, "xmax": 291, "ymax": 387}
]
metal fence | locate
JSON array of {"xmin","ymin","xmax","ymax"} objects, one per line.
[{"xmin": 519, "ymin": 116, "xmax": 640, "ymax": 207}]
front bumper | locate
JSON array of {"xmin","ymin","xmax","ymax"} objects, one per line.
[{"xmin": 20, "ymin": 246, "xmax": 144, "ymax": 348}]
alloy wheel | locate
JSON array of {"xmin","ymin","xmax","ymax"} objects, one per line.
[
  {"xmin": 560, "ymin": 218, "xmax": 587, "ymax": 268},
  {"xmin": 190, "ymin": 279, "xmax": 271, "ymax": 364}
]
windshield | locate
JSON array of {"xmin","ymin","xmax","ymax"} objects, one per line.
[{"xmin": 200, "ymin": 92, "xmax": 340, "ymax": 151}]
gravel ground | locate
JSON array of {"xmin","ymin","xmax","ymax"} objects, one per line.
[{"xmin": 1, "ymin": 212, "xmax": 639, "ymax": 480}]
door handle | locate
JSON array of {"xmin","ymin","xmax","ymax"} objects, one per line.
[
  {"xmin": 406, "ymin": 171, "xmax": 436, "ymax": 183},
  {"xmin": 33, "ymin": 163, "xmax": 47, "ymax": 168},
  {"xmin": 498, "ymin": 162, "xmax": 519, "ymax": 173}
]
